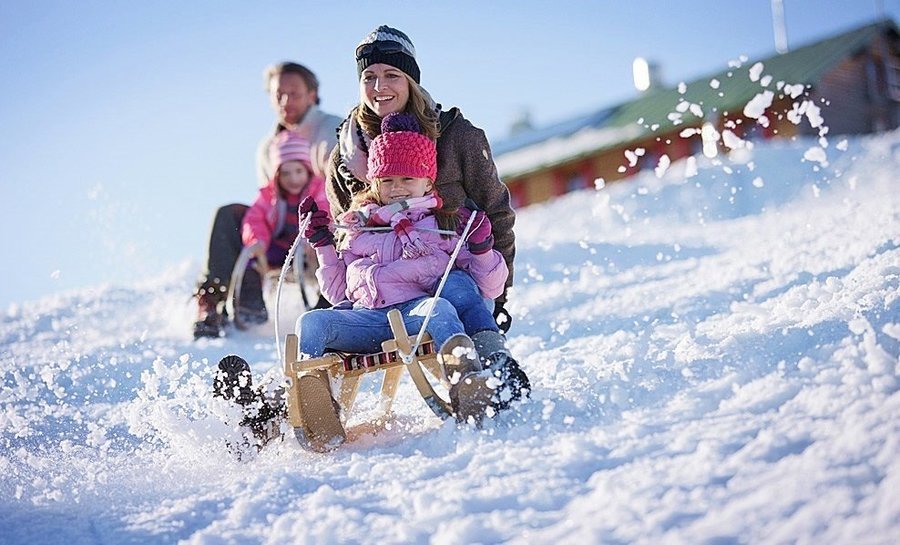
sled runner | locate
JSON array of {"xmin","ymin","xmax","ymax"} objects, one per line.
[
  {"xmin": 282, "ymin": 307, "xmax": 494, "ymax": 452},
  {"xmin": 226, "ymin": 244, "xmax": 321, "ymax": 331}
]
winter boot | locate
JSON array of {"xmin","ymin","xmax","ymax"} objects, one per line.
[
  {"xmin": 214, "ymin": 355, "xmax": 284, "ymax": 447},
  {"xmin": 438, "ymin": 334, "xmax": 495, "ymax": 425},
  {"xmin": 193, "ymin": 282, "xmax": 227, "ymax": 339},
  {"xmin": 236, "ymin": 267, "xmax": 268, "ymax": 325},
  {"xmin": 472, "ymin": 330, "xmax": 531, "ymax": 410},
  {"xmin": 292, "ymin": 370, "xmax": 345, "ymax": 452}
]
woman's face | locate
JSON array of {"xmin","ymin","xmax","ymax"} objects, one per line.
[
  {"xmin": 376, "ymin": 176, "xmax": 432, "ymax": 204},
  {"xmin": 360, "ymin": 64, "xmax": 411, "ymax": 118}
]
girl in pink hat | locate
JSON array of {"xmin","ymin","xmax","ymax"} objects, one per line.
[
  {"xmin": 213, "ymin": 113, "xmax": 519, "ymax": 452},
  {"xmin": 195, "ymin": 131, "xmax": 328, "ymax": 337},
  {"xmin": 218, "ymin": 112, "xmax": 528, "ymax": 451},
  {"xmin": 284, "ymin": 112, "xmax": 508, "ymax": 448}
]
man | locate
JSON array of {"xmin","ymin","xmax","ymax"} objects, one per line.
[
  {"xmin": 193, "ymin": 62, "xmax": 341, "ymax": 339},
  {"xmin": 256, "ymin": 62, "xmax": 341, "ymax": 186}
]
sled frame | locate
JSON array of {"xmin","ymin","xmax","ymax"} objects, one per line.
[
  {"xmin": 227, "ymin": 244, "xmax": 321, "ymax": 330},
  {"xmin": 283, "ymin": 308, "xmax": 455, "ymax": 429}
]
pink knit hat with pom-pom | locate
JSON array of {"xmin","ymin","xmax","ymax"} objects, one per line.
[
  {"xmin": 367, "ymin": 113, "xmax": 437, "ymax": 181},
  {"xmin": 269, "ymin": 130, "xmax": 312, "ymax": 181}
]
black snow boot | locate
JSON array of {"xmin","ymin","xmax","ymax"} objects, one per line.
[
  {"xmin": 236, "ymin": 268, "xmax": 268, "ymax": 326},
  {"xmin": 472, "ymin": 330, "xmax": 531, "ymax": 411},
  {"xmin": 485, "ymin": 352, "xmax": 531, "ymax": 410},
  {"xmin": 193, "ymin": 282, "xmax": 227, "ymax": 339},
  {"xmin": 214, "ymin": 355, "xmax": 284, "ymax": 445}
]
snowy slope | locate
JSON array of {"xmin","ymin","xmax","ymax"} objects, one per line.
[{"xmin": 1, "ymin": 131, "xmax": 898, "ymax": 544}]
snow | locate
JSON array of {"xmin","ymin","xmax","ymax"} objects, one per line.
[
  {"xmin": 494, "ymin": 124, "xmax": 644, "ymax": 178},
  {"xmin": 743, "ymin": 90, "xmax": 775, "ymax": 119},
  {"xmin": 2, "ymin": 130, "xmax": 899, "ymax": 544}
]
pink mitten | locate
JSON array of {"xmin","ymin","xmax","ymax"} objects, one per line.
[{"xmin": 465, "ymin": 210, "xmax": 493, "ymax": 255}]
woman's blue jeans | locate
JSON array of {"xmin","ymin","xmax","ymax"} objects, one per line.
[
  {"xmin": 297, "ymin": 296, "xmax": 464, "ymax": 357},
  {"xmin": 440, "ymin": 270, "xmax": 499, "ymax": 335}
]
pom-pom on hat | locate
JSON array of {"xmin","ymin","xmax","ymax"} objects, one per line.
[
  {"xmin": 356, "ymin": 25, "xmax": 420, "ymax": 83},
  {"xmin": 367, "ymin": 113, "xmax": 437, "ymax": 182},
  {"xmin": 269, "ymin": 130, "xmax": 312, "ymax": 180}
]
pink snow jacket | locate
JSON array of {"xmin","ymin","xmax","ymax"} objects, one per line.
[
  {"xmin": 242, "ymin": 175, "xmax": 329, "ymax": 251},
  {"xmin": 314, "ymin": 207, "xmax": 508, "ymax": 308}
]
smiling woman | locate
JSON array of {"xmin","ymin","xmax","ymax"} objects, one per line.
[{"xmin": 326, "ymin": 25, "xmax": 519, "ymax": 342}]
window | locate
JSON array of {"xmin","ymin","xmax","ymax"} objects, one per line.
[
  {"xmin": 566, "ymin": 173, "xmax": 587, "ymax": 193},
  {"xmin": 887, "ymin": 57, "xmax": 900, "ymax": 102}
]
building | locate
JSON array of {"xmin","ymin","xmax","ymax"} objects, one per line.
[{"xmin": 494, "ymin": 18, "xmax": 900, "ymax": 208}]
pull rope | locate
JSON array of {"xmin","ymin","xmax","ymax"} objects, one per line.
[
  {"xmin": 400, "ymin": 211, "xmax": 478, "ymax": 364},
  {"xmin": 273, "ymin": 214, "xmax": 311, "ymax": 363},
  {"xmin": 333, "ymin": 223, "xmax": 457, "ymax": 236}
]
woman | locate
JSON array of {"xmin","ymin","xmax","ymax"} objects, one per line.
[{"xmin": 325, "ymin": 26, "xmax": 526, "ymax": 400}]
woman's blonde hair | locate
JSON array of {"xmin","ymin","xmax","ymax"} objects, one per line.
[{"xmin": 356, "ymin": 74, "xmax": 440, "ymax": 140}]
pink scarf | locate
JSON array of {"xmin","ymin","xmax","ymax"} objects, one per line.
[{"xmin": 343, "ymin": 195, "xmax": 441, "ymax": 259}]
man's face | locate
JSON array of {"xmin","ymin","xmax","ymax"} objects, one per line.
[{"xmin": 269, "ymin": 73, "xmax": 316, "ymax": 126}]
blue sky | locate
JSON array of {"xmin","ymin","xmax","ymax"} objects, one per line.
[{"xmin": 1, "ymin": 0, "xmax": 897, "ymax": 308}]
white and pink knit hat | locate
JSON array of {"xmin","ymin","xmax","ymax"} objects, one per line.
[
  {"xmin": 269, "ymin": 130, "xmax": 312, "ymax": 180},
  {"xmin": 367, "ymin": 113, "xmax": 437, "ymax": 181}
]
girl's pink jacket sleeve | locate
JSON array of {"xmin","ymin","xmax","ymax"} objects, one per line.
[
  {"xmin": 454, "ymin": 247, "xmax": 508, "ymax": 300},
  {"xmin": 313, "ymin": 245, "xmax": 349, "ymax": 305},
  {"xmin": 241, "ymin": 186, "xmax": 277, "ymax": 249}
]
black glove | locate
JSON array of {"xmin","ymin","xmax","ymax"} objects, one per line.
[{"xmin": 493, "ymin": 301, "xmax": 512, "ymax": 334}]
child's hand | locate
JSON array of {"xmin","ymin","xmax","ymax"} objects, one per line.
[
  {"xmin": 339, "ymin": 210, "xmax": 367, "ymax": 234},
  {"xmin": 465, "ymin": 211, "xmax": 494, "ymax": 255},
  {"xmin": 246, "ymin": 242, "xmax": 269, "ymax": 273},
  {"xmin": 299, "ymin": 196, "xmax": 334, "ymax": 248}
]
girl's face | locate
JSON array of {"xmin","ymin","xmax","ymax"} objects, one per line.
[
  {"xmin": 277, "ymin": 160, "xmax": 311, "ymax": 195},
  {"xmin": 376, "ymin": 176, "xmax": 432, "ymax": 204},
  {"xmin": 360, "ymin": 64, "xmax": 410, "ymax": 118}
]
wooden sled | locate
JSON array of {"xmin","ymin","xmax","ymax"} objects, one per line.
[
  {"xmin": 282, "ymin": 308, "xmax": 461, "ymax": 451},
  {"xmin": 227, "ymin": 244, "xmax": 321, "ymax": 331}
]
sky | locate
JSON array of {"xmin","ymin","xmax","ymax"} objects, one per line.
[
  {"xmin": 1, "ymin": 0, "xmax": 898, "ymax": 308},
  {"xmin": 1, "ymin": 126, "xmax": 897, "ymax": 543}
]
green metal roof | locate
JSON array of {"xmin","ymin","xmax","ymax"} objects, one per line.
[
  {"xmin": 495, "ymin": 18, "xmax": 898, "ymax": 177},
  {"xmin": 605, "ymin": 18, "xmax": 899, "ymax": 135}
]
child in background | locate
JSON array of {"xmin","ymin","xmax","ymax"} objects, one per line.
[{"xmin": 194, "ymin": 131, "xmax": 328, "ymax": 337}]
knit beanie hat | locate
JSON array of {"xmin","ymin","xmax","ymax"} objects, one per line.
[
  {"xmin": 269, "ymin": 130, "xmax": 312, "ymax": 180},
  {"xmin": 367, "ymin": 112, "xmax": 437, "ymax": 181},
  {"xmin": 356, "ymin": 25, "xmax": 420, "ymax": 83}
]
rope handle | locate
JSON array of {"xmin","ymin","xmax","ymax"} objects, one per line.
[
  {"xmin": 401, "ymin": 210, "xmax": 478, "ymax": 364},
  {"xmin": 274, "ymin": 214, "xmax": 311, "ymax": 363}
]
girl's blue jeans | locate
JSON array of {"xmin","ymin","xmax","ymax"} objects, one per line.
[{"xmin": 298, "ymin": 296, "xmax": 464, "ymax": 357}]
